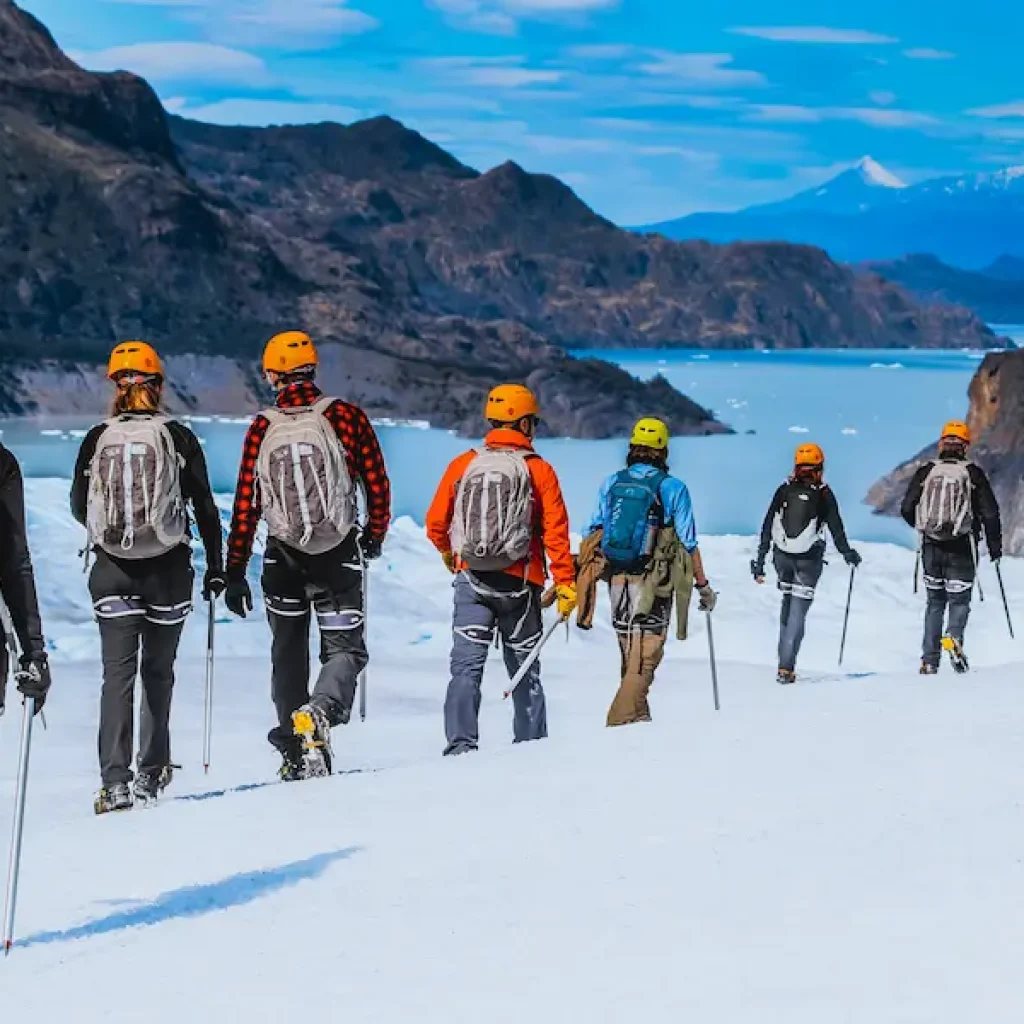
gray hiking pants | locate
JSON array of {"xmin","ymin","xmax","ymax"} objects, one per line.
[
  {"xmin": 91, "ymin": 547, "xmax": 193, "ymax": 786},
  {"xmin": 922, "ymin": 541, "xmax": 975, "ymax": 667},
  {"xmin": 444, "ymin": 573, "xmax": 547, "ymax": 755},
  {"xmin": 774, "ymin": 549, "xmax": 824, "ymax": 673},
  {"xmin": 263, "ymin": 541, "xmax": 367, "ymax": 756}
]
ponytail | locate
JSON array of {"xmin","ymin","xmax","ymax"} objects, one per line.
[{"xmin": 112, "ymin": 380, "xmax": 162, "ymax": 416}]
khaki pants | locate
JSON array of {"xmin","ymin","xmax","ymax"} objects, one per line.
[{"xmin": 607, "ymin": 630, "xmax": 668, "ymax": 727}]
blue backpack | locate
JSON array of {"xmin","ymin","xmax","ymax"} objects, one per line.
[{"xmin": 600, "ymin": 469, "xmax": 666, "ymax": 571}]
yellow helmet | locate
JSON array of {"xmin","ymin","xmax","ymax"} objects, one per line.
[
  {"xmin": 263, "ymin": 331, "xmax": 318, "ymax": 374},
  {"xmin": 630, "ymin": 417, "xmax": 670, "ymax": 450},
  {"xmin": 485, "ymin": 384, "xmax": 539, "ymax": 423},
  {"xmin": 941, "ymin": 420, "xmax": 971, "ymax": 444},
  {"xmin": 107, "ymin": 341, "xmax": 163, "ymax": 380}
]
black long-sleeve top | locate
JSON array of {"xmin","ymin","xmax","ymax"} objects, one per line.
[
  {"xmin": 0, "ymin": 444, "xmax": 46, "ymax": 658},
  {"xmin": 900, "ymin": 458, "xmax": 1002, "ymax": 559},
  {"xmin": 71, "ymin": 418, "xmax": 224, "ymax": 572},
  {"xmin": 756, "ymin": 479, "xmax": 853, "ymax": 565}
]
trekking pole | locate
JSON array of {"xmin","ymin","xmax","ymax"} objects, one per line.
[
  {"xmin": 3, "ymin": 694, "xmax": 35, "ymax": 956},
  {"xmin": 359, "ymin": 549, "xmax": 368, "ymax": 723},
  {"xmin": 705, "ymin": 610, "xmax": 720, "ymax": 712},
  {"xmin": 503, "ymin": 615, "xmax": 567, "ymax": 700},
  {"xmin": 202, "ymin": 597, "xmax": 215, "ymax": 775},
  {"xmin": 839, "ymin": 566, "xmax": 856, "ymax": 666},
  {"xmin": 913, "ymin": 549, "xmax": 920, "ymax": 595},
  {"xmin": 995, "ymin": 561, "xmax": 1015, "ymax": 640},
  {"xmin": 971, "ymin": 537, "xmax": 985, "ymax": 603}
]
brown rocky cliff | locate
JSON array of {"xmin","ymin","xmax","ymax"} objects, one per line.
[{"xmin": 866, "ymin": 350, "xmax": 1024, "ymax": 555}]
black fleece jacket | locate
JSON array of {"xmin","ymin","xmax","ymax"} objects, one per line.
[
  {"xmin": 756, "ymin": 479, "xmax": 853, "ymax": 567},
  {"xmin": 0, "ymin": 444, "xmax": 46, "ymax": 658},
  {"xmin": 71, "ymin": 417, "xmax": 224, "ymax": 572}
]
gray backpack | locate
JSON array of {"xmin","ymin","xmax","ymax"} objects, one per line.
[
  {"xmin": 256, "ymin": 397, "xmax": 357, "ymax": 555},
  {"xmin": 87, "ymin": 414, "xmax": 187, "ymax": 560},
  {"xmin": 450, "ymin": 448, "xmax": 535, "ymax": 572},
  {"xmin": 916, "ymin": 461, "xmax": 974, "ymax": 541}
]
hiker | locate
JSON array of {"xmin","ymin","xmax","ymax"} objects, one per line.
[
  {"xmin": 579, "ymin": 418, "xmax": 716, "ymax": 727},
  {"xmin": 426, "ymin": 384, "xmax": 576, "ymax": 756},
  {"xmin": 0, "ymin": 444, "xmax": 51, "ymax": 719},
  {"xmin": 752, "ymin": 443, "xmax": 861, "ymax": 684},
  {"xmin": 71, "ymin": 342, "xmax": 224, "ymax": 814},
  {"xmin": 900, "ymin": 420, "xmax": 1001, "ymax": 675},
  {"xmin": 224, "ymin": 331, "xmax": 390, "ymax": 780}
]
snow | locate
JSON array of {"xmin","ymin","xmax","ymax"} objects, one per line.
[
  {"xmin": 2, "ymin": 481, "xmax": 1024, "ymax": 1020},
  {"xmin": 855, "ymin": 156, "xmax": 907, "ymax": 189}
]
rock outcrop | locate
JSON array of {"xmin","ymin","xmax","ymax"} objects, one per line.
[{"xmin": 866, "ymin": 350, "xmax": 1024, "ymax": 555}]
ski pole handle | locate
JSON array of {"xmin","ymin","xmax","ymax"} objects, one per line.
[{"xmin": 503, "ymin": 615, "xmax": 567, "ymax": 700}]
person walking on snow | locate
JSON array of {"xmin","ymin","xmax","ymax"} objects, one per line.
[
  {"xmin": 752, "ymin": 443, "xmax": 861, "ymax": 685},
  {"xmin": 900, "ymin": 420, "xmax": 1001, "ymax": 675},
  {"xmin": 72, "ymin": 343, "xmax": 224, "ymax": 814},
  {"xmin": 0, "ymin": 443, "xmax": 51, "ymax": 720},
  {"xmin": 426, "ymin": 384, "xmax": 576, "ymax": 757},
  {"xmin": 224, "ymin": 331, "xmax": 390, "ymax": 781},
  {"xmin": 583, "ymin": 418, "xmax": 716, "ymax": 727}
]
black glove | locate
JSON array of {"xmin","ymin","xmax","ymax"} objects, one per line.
[
  {"xmin": 225, "ymin": 572, "xmax": 253, "ymax": 618},
  {"xmin": 360, "ymin": 528, "xmax": 383, "ymax": 562},
  {"xmin": 750, "ymin": 559, "xmax": 765, "ymax": 580},
  {"xmin": 844, "ymin": 549, "xmax": 863, "ymax": 568},
  {"xmin": 15, "ymin": 654, "xmax": 50, "ymax": 714},
  {"xmin": 991, "ymin": 549, "xmax": 1003, "ymax": 563},
  {"xmin": 202, "ymin": 568, "xmax": 228, "ymax": 601}
]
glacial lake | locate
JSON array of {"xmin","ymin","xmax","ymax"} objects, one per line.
[{"xmin": 0, "ymin": 348, "xmax": 999, "ymax": 547}]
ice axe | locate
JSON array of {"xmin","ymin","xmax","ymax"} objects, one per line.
[{"xmin": 705, "ymin": 610, "xmax": 720, "ymax": 712}]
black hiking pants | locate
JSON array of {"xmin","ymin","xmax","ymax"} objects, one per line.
[
  {"xmin": 922, "ymin": 539, "xmax": 975, "ymax": 668},
  {"xmin": 262, "ymin": 539, "xmax": 367, "ymax": 758},
  {"xmin": 90, "ymin": 546, "xmax": 193, "ymax": 786},
  {"xmin": 774, "ymin": 547, "xmax": 825, "ymax": 673}
]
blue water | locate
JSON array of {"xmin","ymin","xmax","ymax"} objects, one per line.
[{"xmin": 0, "ymin": 349, "xmax": 988, "ymax": 546}]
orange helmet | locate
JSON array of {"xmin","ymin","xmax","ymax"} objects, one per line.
[
  {"xmin": 485, "ymin": 384, "xmax": 539, "ymax": 423},
  {"xmin": 941, "ymin": 420, "xmax": 971, "ymax": 444},
  {"xmin": 263, "ymin": 331, "xmax": 318, "ymax": 374},
  {"xmin": 794, "ymin": 442, "xmax": 825, "ymax": 468},
  {"xmin": 107, "ymin": 341, "xmax": 163, "ymax": 380}
]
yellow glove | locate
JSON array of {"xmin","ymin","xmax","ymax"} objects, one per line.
[
  {"xmin": 441, "ymin": 551, "xmax": 457, "ymax": 574},
  {"xmin": 555, "ymin": 583, "xmax": 578, "ymax": 619}
]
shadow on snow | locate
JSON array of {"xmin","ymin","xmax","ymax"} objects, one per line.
[
  {"xmin": 174, "ymin": 769, "xmax": 375, "ymax": 804},
  {"xmin": 16, "ymin": 847, "xmax": 361, "ymax": 950}
]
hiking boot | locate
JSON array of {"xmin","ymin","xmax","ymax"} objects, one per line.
[
  {"xmin": 292, "ymin": 703, "xmax": 333, "ymax": 778},
  {"xmin": 776, "ymin": 668, "xmax": 797, "ymax": 685},
  {"xmin": 278, "ymin": 750, "xmax": 308, "ymax": 783},
  {"xmin": 919, "ymin": 661, "xmax": 939, "ymax": 676},
  {"xmin": 94, "ymin": 783, "xmax": 133, "ymax": 815},
  {"xmin": 134, "ymin": 766, "xmax": 174, "ymax": 805},
  {"xmin": 942, "ymin": 636, "xmax": 970, "ymax": 675}
]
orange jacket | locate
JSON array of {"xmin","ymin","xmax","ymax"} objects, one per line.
[{"xmin": 425, "ymin": 429, "xmax": 575, "ymax": 588}]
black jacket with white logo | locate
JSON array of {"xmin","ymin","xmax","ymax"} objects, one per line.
[{"xmin": 757, "ymin": 479, "xmax": 853, "ymax": 566}]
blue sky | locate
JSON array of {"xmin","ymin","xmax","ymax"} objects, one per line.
[{"xmin": 20, "ymin": 0, "xmax": 1024, "ymax": 224}]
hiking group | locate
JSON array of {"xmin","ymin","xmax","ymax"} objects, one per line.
[{"xmin": 0, "ymin": 335, "xmax": 1007, "ymax": 814}]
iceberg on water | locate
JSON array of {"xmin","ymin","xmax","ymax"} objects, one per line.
[
  {"xmin": 789, "ymin": 425, "xmax": 810, "ymax": 434},
  {"xmin": 869, "ymin": 362, "xmax": 904, "ymax": 370},
  {"xmin": 841, "ymin": 427, "xmax": 858, "ymax": 436}
]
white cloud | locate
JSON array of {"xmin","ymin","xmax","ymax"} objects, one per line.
[
  {"xmin": 745, "ymin": 103, "xmax": 938, "ymax": 129},
  {"xmin": 108, "ymin": 0, "xmax": 378, "ymax": 48},
  {"xmin": 430, "ymin": 0, "xmax": 619, "ymax": 36},
  {"xmin": 730, "ymin": 26, "xmax": 898, "ymax": 45},
  {"xmin": 169, "ymin": 97, "xmax": 363, "ymax": 125},
  {"xmin": 564, "ymin": 44, "xmax": 633, "ymax": 60},
  {"xmin": 81, "ymin": 42, "xmax": 269, "ymax": 85},
  {"xmin": 968, "ymin": 101, "xmax": 1024, "ymax": 119},
  {"xmin": 637, "ymin": 52, "xmax": 766, "ymax": 89},
  {"xmin": 418, "ymin": 55, "xmax": 564, "ymax": 89},
  {"xmin": 903, "ymin": 47, "xmax": 956, "ymax": 59}
]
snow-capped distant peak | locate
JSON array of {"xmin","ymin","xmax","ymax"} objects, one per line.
[{"xmin": 855, "ymin": 156, "xmax": 907, "ymax": 189}]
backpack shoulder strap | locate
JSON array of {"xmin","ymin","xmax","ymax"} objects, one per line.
[{"xmin": 313, "ymin": 396, "xmax": 339, "ymax": 416}]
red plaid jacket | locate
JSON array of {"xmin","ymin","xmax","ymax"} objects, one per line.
[{"xmin": 227, "ymin": 380, "xmax": 391, "ymax": 572}]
